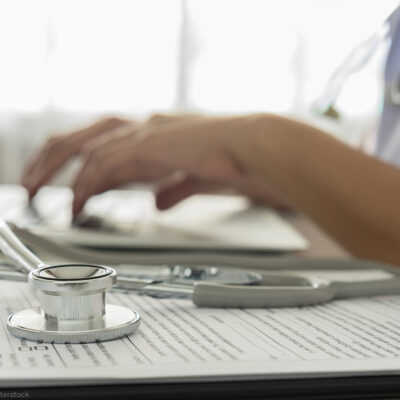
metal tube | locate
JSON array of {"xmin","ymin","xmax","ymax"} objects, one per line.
[
  {"xmin": 0, "ymin": 220, "xmax": 45, "ymax": 273},
  {"xmin": 115, "ymin": 277, "xmax": 194, "ymax": 298}
]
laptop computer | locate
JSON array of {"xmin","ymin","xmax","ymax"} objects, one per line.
[{"xmin": 0, "ymin": 185, "xmax": 308, "ymax": 252}]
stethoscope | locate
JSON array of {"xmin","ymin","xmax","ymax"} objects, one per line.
[
  {"xmin": 2, "ymin": 220, "xmax": 400, "ymax": 345},
  {"xmin": 0, "ymin": 219, "xmax": 141, "ymax": 344}
]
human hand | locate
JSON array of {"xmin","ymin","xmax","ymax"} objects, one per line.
[
  {"xmin": 21, "ymin": 114, "xmax": 204, "ymax": 198},
  {"xmin": 70, "ymin": 115, "xmax": 292, "ymax": 215},
  {"xmin": 21, "ymin": 116, "xmax": 132, "ymax": 198}
]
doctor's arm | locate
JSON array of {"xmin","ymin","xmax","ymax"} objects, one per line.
[
  {"xmin": 78, "ymin": 114, "xmax": 400, "ymax": 265},
  {"xmin": 231, "ymin": 115, "xmax": 400, "ymax": 265},
  {"xmin": 22, "ymin": 113, "xmax": 400, "ymax": 265}
]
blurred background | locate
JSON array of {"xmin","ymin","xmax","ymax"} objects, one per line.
[{"xmin": 0, "ymin": 0, "xmax": 398, "ymax": 184}]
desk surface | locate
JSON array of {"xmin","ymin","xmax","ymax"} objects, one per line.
[
  {"xmin": 285, "ymin": 213, "xmax": 349, "ymax": 259},
  {"xmin": 19, "ymin": 375, "xmax": 400, "ymax": 400},
  {"xmin": 9, "ymin": 215, "xmax": 400, "ymax": 400}
]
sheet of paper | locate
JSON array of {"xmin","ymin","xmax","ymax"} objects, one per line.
[{"xmin": 1, "ymin": 269, "xmax": 400, "ymax": 387}]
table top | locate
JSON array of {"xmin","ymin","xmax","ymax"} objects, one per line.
[{"xmin": 284, "ymin": 212, "xmax": 349, "ymax": 259}]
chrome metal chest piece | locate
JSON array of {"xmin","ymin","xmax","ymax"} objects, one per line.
[
  {"xmin": 0, "ymin": 221, "xmax": 140, "ymax": 344},
  {"xmin": 7, "ymin": 264, "xmax": 140, "ymax": 343}
]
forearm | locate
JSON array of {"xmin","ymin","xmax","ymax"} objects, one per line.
[{"xmin": 230, "ymin": 114, "xmax": 400, "ymax": 264}]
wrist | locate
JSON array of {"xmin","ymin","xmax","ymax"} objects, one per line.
[{"xmin": 222, "ymin": 113, "xmax": 280, "ymax": 174}]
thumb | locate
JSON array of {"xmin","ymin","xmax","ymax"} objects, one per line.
[{"xmin": 155, "ymin": 177, "xmax": 223, "ymax": 210}]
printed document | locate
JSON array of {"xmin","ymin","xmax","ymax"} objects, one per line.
[{"xmin": 1, "ymin": 269, "xmax": 400, "ymax": 387}]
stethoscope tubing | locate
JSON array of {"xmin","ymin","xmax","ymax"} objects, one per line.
[
  {"xmin": 1, "ymin": 250, "xmax": 400, "ymax": 308},
  {"xmin": 2, "ymin": 221, "xmax": 400, "ymax": 308}
]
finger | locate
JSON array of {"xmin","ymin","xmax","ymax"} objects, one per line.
[
  {"xmin": 72, "ymin": 160, "xmax": 172, "ymax": 215},
  {"xmin": 22, "ymin": 135, "xmax": 76, "ymax": 198},
  {"xmin": 156, "ymin": 172, "xmax": 293, "ymax": 211},
  {"xmin": 22, "ymin": 117, "xmax": 131, "ymax": 198},
  {"xmin": 23, "ymin": 117, "xmax": 127, "ymax": 181},
  {"xmin": 155, "ymin": 176, "xmax": 224, "ymax": 210},
  {"xmin": 72, "ymin": 131, "xmax": 135, "ymax": 214},
  {"xmin": 71, "ymin": 131, "xmax": 172, "ymax": 215}
]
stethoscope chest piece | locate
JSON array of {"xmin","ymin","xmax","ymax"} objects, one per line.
[{"xmin": 6, "ymin": 264, "xmax": 141, "ymax": 343}]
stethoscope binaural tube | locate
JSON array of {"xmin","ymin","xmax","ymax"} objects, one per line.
[{"xmin": 0, "ymin": 220, "xmax": 140, "ymax": 344}]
